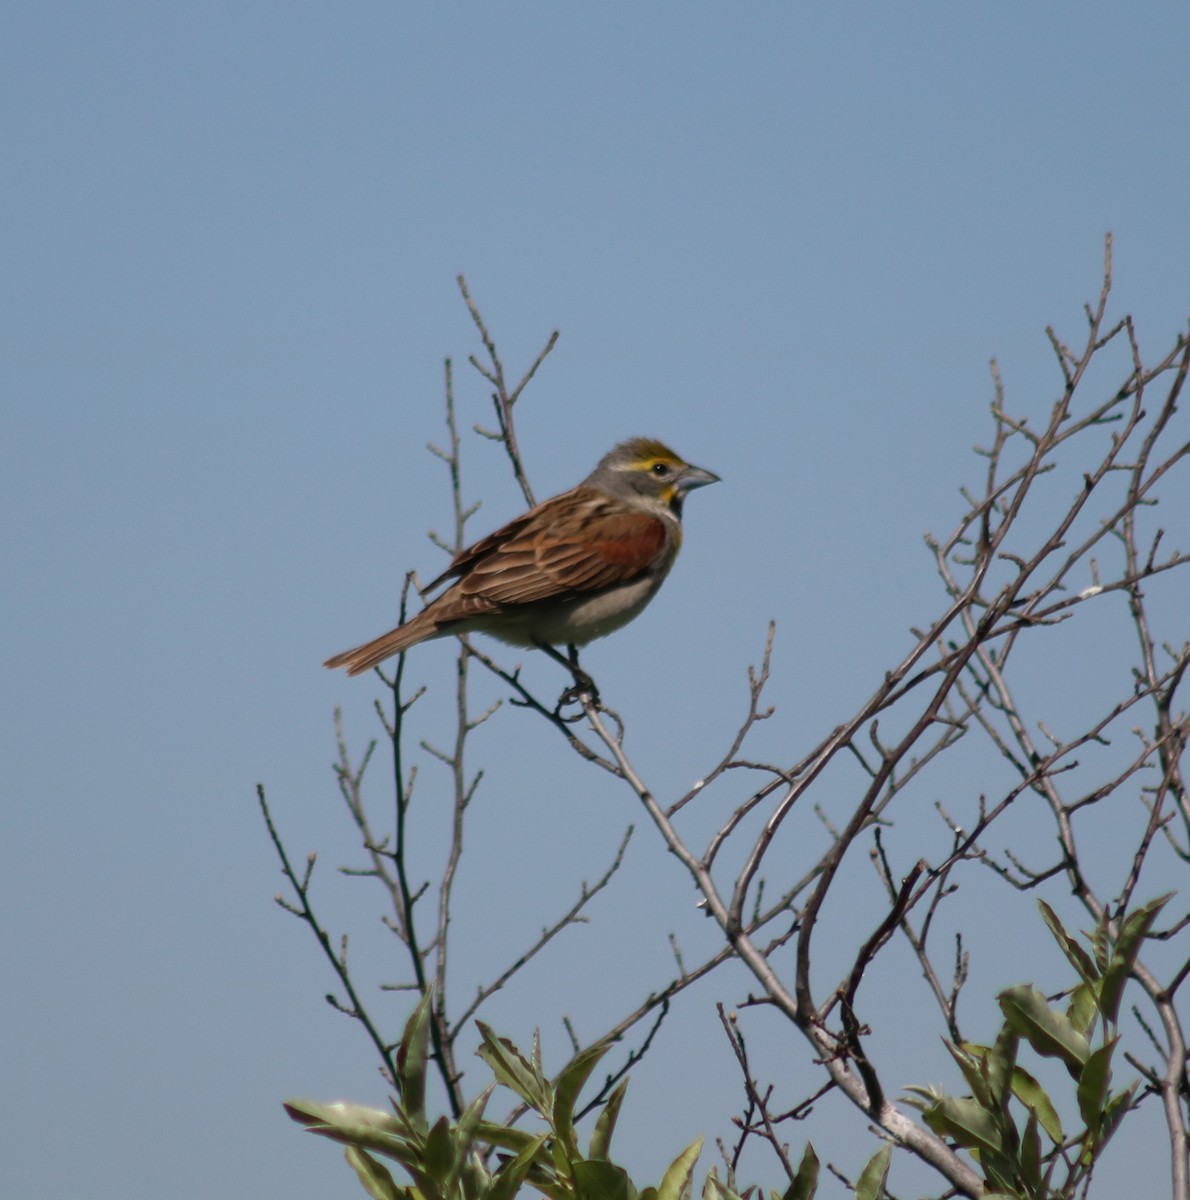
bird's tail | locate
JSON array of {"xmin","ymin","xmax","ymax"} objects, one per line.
[{"xmin": 323, "ymin": 612, "xmax": 439, "ymax": 676}]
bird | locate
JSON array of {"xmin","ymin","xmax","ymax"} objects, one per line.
[{"xmin": 323, "ymin": 437, "xmax": 719, "ymax": 680}]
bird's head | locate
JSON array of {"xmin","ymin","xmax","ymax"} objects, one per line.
[{"xmin": 587, "ymin": 437, "xmax": 720, "ymax": 516}]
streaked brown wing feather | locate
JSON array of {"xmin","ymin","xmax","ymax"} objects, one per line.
[
  {"xmin": 425, "ymin": 508, "xmax": 540, "ymax": 590},
  {"xmin": 436, "ymin": 487, "xmax": 669, "ymax": 607}
]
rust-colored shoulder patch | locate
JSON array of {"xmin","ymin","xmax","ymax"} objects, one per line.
[{"xmin": 587, "ymin": 510, "xmax": 667, "ymax": 566}]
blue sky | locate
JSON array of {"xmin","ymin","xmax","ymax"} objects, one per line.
[{"xmin": 3, "ymin": 4, "xmax": 1188, "ymax": 1197}]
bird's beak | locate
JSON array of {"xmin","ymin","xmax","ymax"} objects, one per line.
[{"xmin": 680, "ymin": 463, "xmax": 720, "ymax": 491}]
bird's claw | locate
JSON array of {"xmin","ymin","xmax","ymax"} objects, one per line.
[{"xmin": 556, "ymin": 672, "xmax": 600, "ymax": 716}]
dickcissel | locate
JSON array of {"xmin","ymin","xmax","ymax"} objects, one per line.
[{"xmin": 324, "ymin": 437, "xmax": 719, "ymax": 677}]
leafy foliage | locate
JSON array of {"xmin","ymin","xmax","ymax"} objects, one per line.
[
  {"xmin": 905, "ymin": 895, "xmax": 1169, "ymax": 1199},
  {"xmin": 285, "ymin": 991, "xmax": 699, "ymax": 1200},
  {"xmin": 285, "ymin": 992, "xmax": 904, "ymax": 1199}
]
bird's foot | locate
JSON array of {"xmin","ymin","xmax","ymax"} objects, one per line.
[
  {"xmin": 536, "ymin": 642, "xmax": 601, "ymax": 715},
  {"xmin": 558, "ymin": 667, "xmax": 600, "ymax": 711}
]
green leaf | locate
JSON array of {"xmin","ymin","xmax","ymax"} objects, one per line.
[
  {"xmin": 553, "ymin": 1042, "xmax": 613, "ymax": 1157},
  {"xmin": 450, "ymin": 1084, "xmax": 494, "ymax": 1186},
  {"xmin": 589, "ymin": 1080, "xmax": 629, "ymax": 1160},
  {"xmin": 1100, "ymin": 894, "xmax": 1170, "ymax": 1024},
  {"xmin": 998, "ymin": 985, "xmax": 1089, "ymax": 1072},
  {"xmin": 345, "ymin": 1146, "xmax": 404, "ymax": 1200},
  {"xmin": 986, "ymin": 1024, "xmax": 1019, "ymax": 1107},
  {"xmin": 1066, "ymin": 981, "xmax": 1099, "ymax": 1037},
  {"xmin": 284, "ymin": 1099, "xmax": 421, "ymax": 1167},
  {"xmin": 1076, "ymin": 1040, "xmax": 1116, "ymax": 1137},
  {"xmin": 781, "ymin": 1143, "xmax": 819, "ymax": 1200},
  {"xmin": 1037, "ymin": 900, "xmax": 1098, "ymax": 983},
  {"xmin": 550, "ymin": 1135, "xmax": 574, "ymax": 1185},
  {"xmin": 574, "ymin": 1158, "xmax": 637, "ymax": 1200},
  {"xmin": 701, "ymin": 1166, "xmax": 747, "ymax": 1200},
  {"xmin": 946, "ymin": 1042, "xmax": 997, "ymax": 1111},
  {"xmin": 977, "ymin": 1148, "xmax": 1022, "ymax": 1196},
  {"xmin": 474, "ymin": 1121, "xmax": 547, "ymax": 1157},
  {"xmin": 1115, "ymin": 893, "xmax": 1171, "ymax": 963},
  {"xmin": 923, "ymin": 1096, "xmax": 1004, "ymax": 1156},
  {"xmin": 476, "ymin": 1023, "xmax": 553, "ymax": 1113},
  {"xmin": 1098, "ymin": 961, "xmax": 1129, "ymax": 1031},
  {"xmin": 956, "ymin": 1029, "xmax": 1018, "ymax": 1112},
  {"xmin": 423, "ymin": 1115, "xmax": 455, "ymax": 1182},
  {"xmin": 300, "ymin": 1120, "xmax": 419, "ymax": 1169},
  {"xmin": 397, "ymin": 990, "xmax": 434, "ymax": 1130},
  {"xmin": 656, "ymin": 1137, "xmax": 703, "ymax": 1200},
  {"xmin": 1096, "ymin": 1080, "xmax": 1138, "ymax": 1153},
  {"xmin": 853, "ymin": 1144, "xmax": 891, "ymax": 1200},
  {"xmin": 284, "ymin": 1098, "xmax": 405, "ymax": 1134},
  {"xmin": 457, "ymin": 1150, "xmax": 491, "ymax": 1200},
  {"xmin": 902, "ymin": 1081, "xmax": 948, "ymax": 1111},
  {"xmin": 1006, "ymin": 1065, "xmax": 1063, "ymax": 1145},
  {"xmin": 1019, "ymin": 1111, "xmax": 1041, "ymax": 1194},
  {"xmin": 488, "ymin": 1134, "xmax": 551, "ymax": 1200}
]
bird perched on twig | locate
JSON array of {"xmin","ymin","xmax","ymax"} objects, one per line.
[{"xmin": 324, "ymin": 437, "xmax": 719, "ymax": 682}]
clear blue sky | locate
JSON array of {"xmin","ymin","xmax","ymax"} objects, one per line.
[{"xmin": 3, "ymin": 4, "xmax": 1188, "ymax": 1197}]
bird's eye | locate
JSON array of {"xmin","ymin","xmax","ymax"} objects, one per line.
[{"xmin": 651, "ymin": 461, "xmax": 671, "ymax": 477}]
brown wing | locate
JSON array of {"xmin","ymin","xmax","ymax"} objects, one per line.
[{"xmin": 428, "ymin": 486, "xmax": 669, "ymax": 607}]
